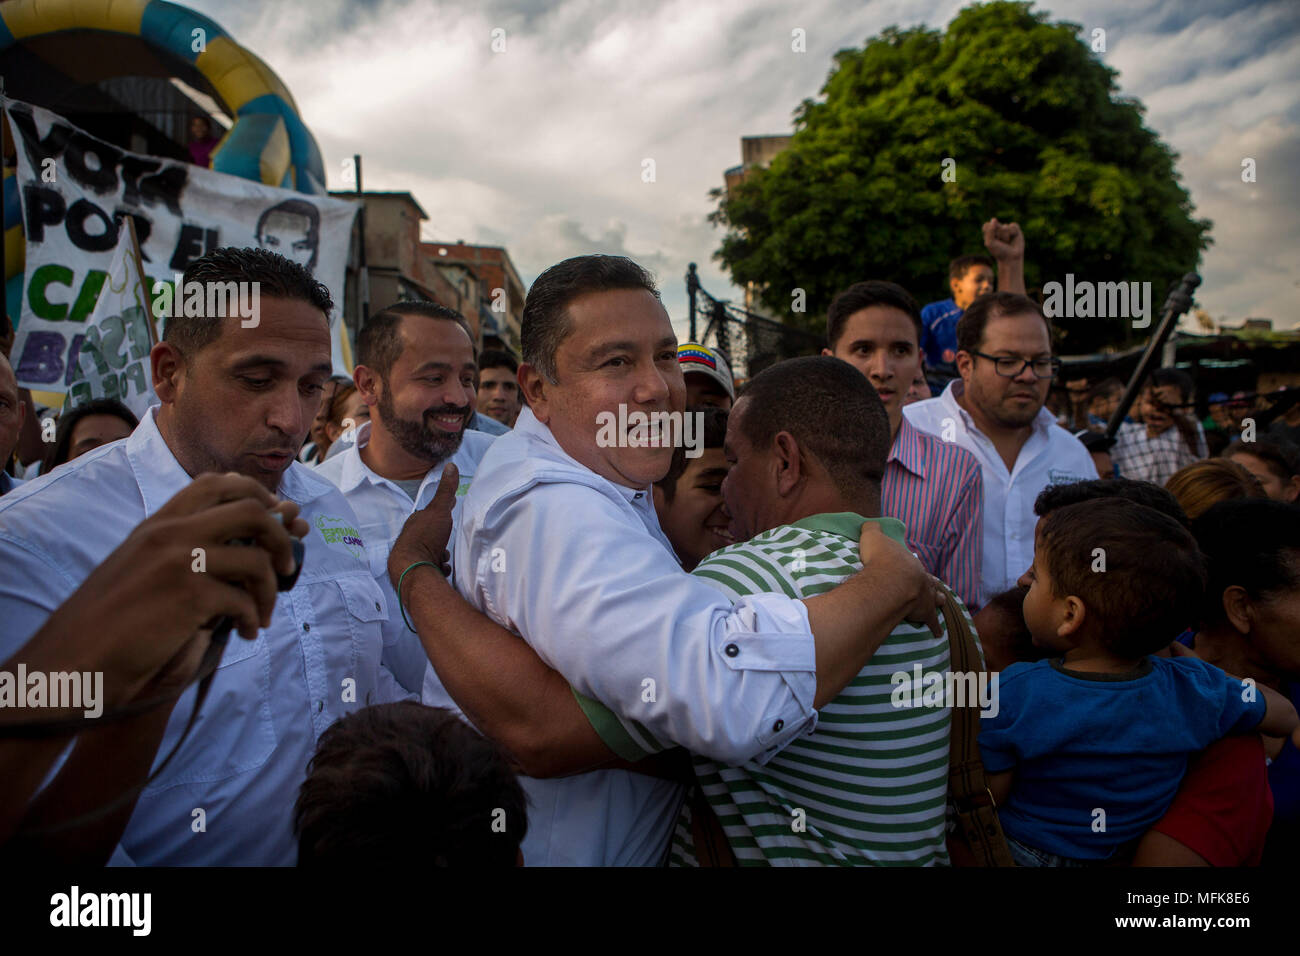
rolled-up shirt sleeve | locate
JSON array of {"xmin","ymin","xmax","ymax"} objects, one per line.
[{"xmin": 461, "ymin": 482, "xmax": 818, "ymax": 766}]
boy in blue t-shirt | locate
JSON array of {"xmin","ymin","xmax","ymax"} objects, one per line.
[
  {"xmin": 921, "ymin": 218, "xmax": 1026, "ymax": 371},
  {"xmin": 920, "ymin": 254, "xmax": 993, "ymax": 370},
  {"xmin": 979, "ymin": 497, "xmax": 1300, "ymax": 867}
]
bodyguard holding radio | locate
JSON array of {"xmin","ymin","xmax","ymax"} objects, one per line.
[{"xmin": 0, "ymin": 248, "xmax": 409, "ymax": 865}]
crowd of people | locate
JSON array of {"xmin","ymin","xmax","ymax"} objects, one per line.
[{"xmin": 1, "ymin": 226, "xmax": 1297, "ymax": 868}]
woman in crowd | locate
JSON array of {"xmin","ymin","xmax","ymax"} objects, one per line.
[
  {"xmin": 1165, "ymin": 457, "xmax": 1265, "ymax": 520},
  {"xmin": 41, "ymin": 399, "xmax": 139, "ymax": 476},
  {"xmin": 1136, "ymin": 499, "xmax": 1300, "ymax": 867},
  {"xmin": 1223, "ymin": 439, "xmax": 1300, "ymax": 503},
  {"xmin": 316, "ymin": 382, "xmax": 370, "ymax": 463}
]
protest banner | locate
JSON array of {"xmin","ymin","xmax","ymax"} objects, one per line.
[
  {"xmin": 59, "ymin": 219, "xmax": 160, "ymax": 416},
  {"xmin": 5, "ymin": 98, "xmax": 357, "ymax": 397}
]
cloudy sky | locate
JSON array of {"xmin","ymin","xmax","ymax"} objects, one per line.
[{"xmin": 190, "ymin": 0, "xmax": 1299, "ymax": 336}]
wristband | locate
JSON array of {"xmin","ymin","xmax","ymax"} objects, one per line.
[{"xmin": 397, "ymin": 560, "xmax": 443, "ymax": 633}]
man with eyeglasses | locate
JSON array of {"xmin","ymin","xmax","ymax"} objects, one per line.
[{"xmin": 904, "ymin": 292, "xmax": 1094, "ymax": 600}]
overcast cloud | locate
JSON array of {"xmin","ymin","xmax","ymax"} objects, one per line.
[{"xmin": 188, "ymin": 0, "xmax": 1300, "ymax": 335}]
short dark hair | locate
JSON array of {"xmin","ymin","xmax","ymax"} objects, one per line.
[
  {"xmin": 1037, "ymin": 498, "xmax": 1205, "ymax": 656},
  {"xmin": 357, "ymin": 301, "xmax": 473, "ymax": 382},
  {"xmin": 738, "ymin": 355, "xmax": 890, "ymax": 506},
  {"xmin": 1034, "ymin": 477, "xmax": 1190, "ymax": 527},
  {"xmin": 949, "ymin": 254, "xmax": 995, "ymax": 281},
  {"xmin": 655, "ymin": 406, "xmax": 729, "ymax": 501},
  {"xmin": 295, "ymin": 702, "xmax": 528, "ymax": 867},
  {"xmin": 521, "ymin": 255, "xmax": 659, "ymax": 383},
  {"xmin": 1089, "ymin": 377, "xmax": 1124, "ymax": 400},
  {"xmin": 956, "ymin": 292, "xmax": 1052, "ymax": 355},
  {"xmin": 826, "ymin": 280, "xmax": 922, "ymax": 350},
  {"xmin": 163, "ymin": 247, "xmax": 333, "ymax": 357},
  {"xmin": 255, "ymin": 198, "xmax": 321, "ymax": 270},
  {"xmin": 1148, "ymin": 367, "xmax": 1195, "ymax": 403},
  {"xmin": 1193, "ymin": 498, "xmax": 1300, "ymax": 627},
  {"xmin": 1224, "ymin": 438, "xmax": 1300, "ymax": 482},
  {"xmin": 42, "ymin": 398, "xmax": 139, "ymax": 473},
  {"xmin": 478, "ymin": 349, "xmax": 518, "ymax": 375}
]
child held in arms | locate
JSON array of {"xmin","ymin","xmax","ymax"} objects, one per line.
[{"xmin": 978, "ymin": 497, "xmax": 1300, "ymax": 867}]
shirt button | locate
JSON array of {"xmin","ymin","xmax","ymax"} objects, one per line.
[
  {"xmin": 302, "ymin": 623, "xmax": 311, "ymax": 632},
  {"xmin": 773, "ymin": 719, "xmax": 785, "ymax": 733},
  {"xmin": 314, "ymin": 700, "xmax": 323, "ymax": 713},
  {"xmin": 374, "ymin": 601, "xmax": 382, "ymax": 612},
  {"xmin": 724, "ymin": 643, "xmax": 739, "ymax": 658}
]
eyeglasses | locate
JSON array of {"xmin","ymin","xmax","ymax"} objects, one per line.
[{"xmin": 970, "ymin": 351, "xmax": 1061, "ymax": 380}]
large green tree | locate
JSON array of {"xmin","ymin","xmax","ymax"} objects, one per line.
[{"xmin": 711, "ymin": 1, "xmax": 1212, "ymax": 354}]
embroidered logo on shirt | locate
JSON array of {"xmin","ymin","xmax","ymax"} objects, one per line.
[
  {"xmin": 315, "ymin": 514, "xmax": 364, "ymax": 559},
  {"xmin": 1047, "ymin": 468, "xmax": 1087, "ymax": 486}
]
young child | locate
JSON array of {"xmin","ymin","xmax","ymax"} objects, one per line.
[
  {"xmin": 295, "ymin": 702, "xmax": 528, "ymax": 866},
  {"xmin": 979, "ymin": 497, "xmax": 1300, "ymax": 866}
]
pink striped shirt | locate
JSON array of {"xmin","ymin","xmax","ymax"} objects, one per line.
[{"xmin": 882, "ymin": 416, "xmax": 985, "ymax": 609}]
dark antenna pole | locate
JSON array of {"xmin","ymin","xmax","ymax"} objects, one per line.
[
  {"xmin": 686, "ymin": 262, "xmax": 698, "ymax": 342},
  {"xmin": 1105, "ymin": 273, "xmax": 1201, "ymax": 439},
  {"xmin": 354, "ymin": 154, "xmax": 368, "ymax": 327}
]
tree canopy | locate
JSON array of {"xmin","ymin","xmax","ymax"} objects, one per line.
[{"xmin": 710, "ymin": 1, "xmax": 1212, "ymax": 354}]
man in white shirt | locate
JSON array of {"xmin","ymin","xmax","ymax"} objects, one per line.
[
  {"xmin": 316, "ymin": 301, "xmax": 495, "ymax": 699},
  {"xmin": 391, "ymin": 254, "xmax": 944, "ymax": 866},
  {"xmin": 904, "ymin": 292, "xmax": 1094, "ymax": 599},
  {"xmin": 0, "ymin": 248, "xmax": 407, "ymax": 865}
]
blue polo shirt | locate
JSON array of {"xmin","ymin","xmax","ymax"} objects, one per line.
[
  {"xmin": 920, "ymin": 298, "xmax": 962, "ymax": 368},
  {"xmin": 979, "ymin": 655, "xmax": 1267, "ymax": 860}
]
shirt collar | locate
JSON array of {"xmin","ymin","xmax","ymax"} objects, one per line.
[
  {"xmin": 127, "ymin": 406, "xmax": 332, "ymax": 515},
  {"xmin": 333, "ymin": 420, "xmax": 469, "ymax": 502},
  {"xmin": 887, "ymin": 416, "xmax": 926, "ymax": 478},
  {"xmin": 789, "ymin": 512, "xmax": 908, "ymax": 546},
  {"xmin": 126, "ymin": 407, "xmax": 201, "ymax": 517},
  {"xmin": 332, "ymin": 421, "xmax": 375, "ymax": 493},
  {"xmin": 512, "ymin": 406, "xmax": 654, "ymax": 499}
]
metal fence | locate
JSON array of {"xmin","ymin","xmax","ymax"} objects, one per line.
[{"xmin": 685, "ymin": 263, "xmax": 822, "ymax": 382}]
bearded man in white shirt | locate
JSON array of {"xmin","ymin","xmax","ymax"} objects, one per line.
[
  {"xmin": 391, "ymin": 254, "xmax": 945, "ymax": 866},
  {"xmin": 903, "ymin": 292, "xmax": 1095, "ymax": 600},
  {"xmin": 0, "ymin": 247, "xmax": 407, "ymax": 865},
  {"xmin": 316, "ymin": 301, "xmax": 495, "ymax": 699}
]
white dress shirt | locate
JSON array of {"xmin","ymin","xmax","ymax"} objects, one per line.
[
  {"xmin": 315, "ymin": 420, "xmax": 496, "ymax": 704},
  {"xmin": 903, "ymin": 381, "xmax": 1095, "ymax": 599},
  {"xmin": 454, "ymin": 407, "xmax": 820, "ymax": 866},
  {"xmin": 0, "ymin": 408, "xmax": 408, "ymax": 865}
]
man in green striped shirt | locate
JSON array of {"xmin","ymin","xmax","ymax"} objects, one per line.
[{"xmin": 578, "ymin": 355, "xmax": 977, "ymax": 865}]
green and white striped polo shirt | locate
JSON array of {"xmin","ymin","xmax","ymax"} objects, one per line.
[{"xmin": 577, "ymin": 512, "xmax": 973, "ymax": 866}]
